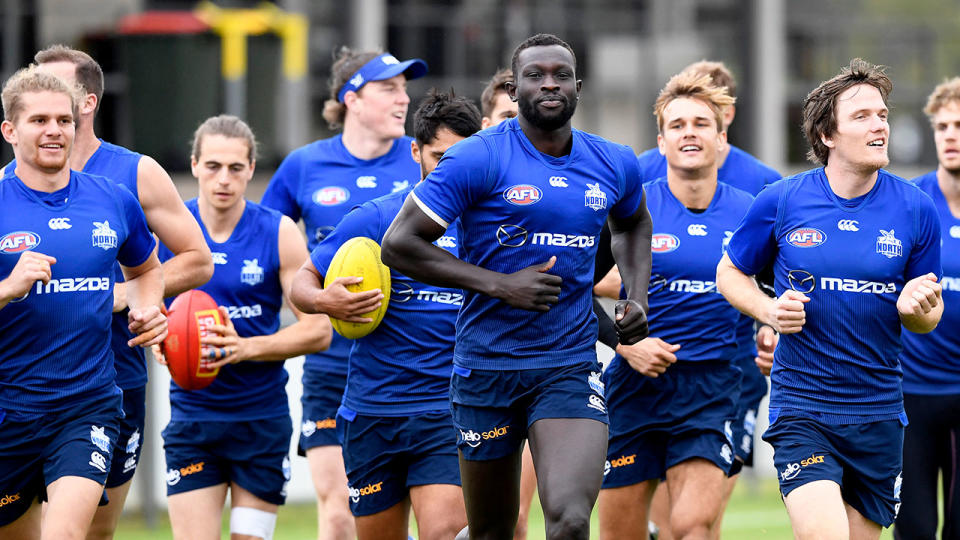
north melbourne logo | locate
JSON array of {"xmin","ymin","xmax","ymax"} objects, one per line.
[
  {"xmin": 241, "ymin": 259, "xmax": 264, "ymax": 286},
  {"xmin": 90, "ymin": 425, "xmax": 111, "ymax": 453},
  {"xmin": 584, "ymin": 183, "xmax": 607, "ymax": 211},
  {"xmin": 876, "ymin": 229, "xmax": 902, "ymax": 258},
  {"xmin": 91, "ymin": 221, "xmax": 118, "ymax": 250}
]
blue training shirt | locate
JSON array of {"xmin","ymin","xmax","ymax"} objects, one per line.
[
  {"xmin": 0, "ymin": 170, "xmax": 156, "ymax": 413},
  {"xmin": 900, "ymin": 172, "xmax": 960, "ymax": 395},
  {"xmin": 310, "ymin": 187, "xmax": 459, "ymax": 416},
  {"xmin": 726, "ymin": 168, "xmax": 942, "ymax": 423},
  {"xmin": 638, "ymin": 143, "xmax": 781, "ymax": 359},
  {"xmin": 261, "ymin": 135, "xmax": 420, "ymax": 378},
  {"xmin": 411, "ymin": 118, "xmax": 645, "ymax": 370},
  {"xmin": 158, "ymin": 200, "xmax": 288, "ymax": 421},
  {"xmin": 612, "ymin": 179, "xmax": 754, "ymax": 366}
]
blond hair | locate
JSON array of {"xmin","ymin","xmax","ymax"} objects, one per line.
[
  {"xmin": 2, "ymin": 65, "xmax": 81, "ymax": 123},
  {"xmin": 654, "ymin": 71, "xmax": 736, "ymax": 132},
  {"xmin": 924, "ymin": 77, "xmax": 960, "ymax": 120}
]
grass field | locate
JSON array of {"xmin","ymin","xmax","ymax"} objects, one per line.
[{"xmin": 113, "ymin": 477, "xmax": 899, "ymax": 539}]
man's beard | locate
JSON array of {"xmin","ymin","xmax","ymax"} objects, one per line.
[{"xmin": 518, "ymin": 95, "xmax": 577, "ymax": 131}]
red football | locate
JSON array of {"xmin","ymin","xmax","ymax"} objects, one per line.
[{"xmin": 161, "ymin": 289, "xmax": 223, "ymax": 391}]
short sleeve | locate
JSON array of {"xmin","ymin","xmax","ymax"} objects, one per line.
[
  {"xmin": 410, "ymin": 135, "xmax": 493, "ymax": 227},
  {"xmin": 115, "ymin": 183, "xmax": 157, "ymax": 268},
  {"xmin": 906, "ymin": 189, "xmax": 943, "ymax": 281},
  {"xmin": 261, "ymin": 150, "xmax": 303, "ymax": 221},
  {"xmin": 637, "ymin": 148, "xmax": 667, "ymax": 185},
  {"xmin": 610, "ymin": 146, "xmax": 644, "ymax": 220},
  {"xmin": 310, "ymin": 202, "xmax": 383, "ymax": 277},
  {"xmin": 726, "ymin": 182, "xmax": 781, "ymax": 276}
]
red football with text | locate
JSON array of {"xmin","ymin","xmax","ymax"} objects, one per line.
[{"xmin": 161, "ymin": 289, "xmax": 222, "ymax": 391}]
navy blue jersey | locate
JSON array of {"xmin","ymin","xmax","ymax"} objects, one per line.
[
  {"xmin": 618, "ymin": 179, "xmax": 753, "ymax": 364},
  {"xmin": 158, "ymin": 200, "xmax": 287, "ymax": 421},
  {"xmin": 311, "ymin": 188, "xmax": 459, "ymax": 415},
  {"xmin": 0, "ymin": 170, "xmax": 156, "ymax": 413},
  {"xmin": 262, "ymin": 135, "xmax": 420, "ymax": 377},
  {"xmin": 411, "ymin": 118, "xmax": 644, "ymax": 370},
  {"xmin": 637, "ymin": 143, "xmax": 781, "ymax": 357},
  {"xmin": 900, "ymin": 172, "xmax": 960, "ymax": 395},
  {"xmin": 82, "ymin": 141, "xmax": 148, "ymax": 390},
  {"xmin": 726, "ymin": 168, "xmax": 942, "ymax": 422}
]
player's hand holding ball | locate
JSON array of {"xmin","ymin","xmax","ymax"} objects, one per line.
[
  {"xmin": 771, "ymin": 290, "xmax": 809, "ymax": 334},
  {"xmin": 897, "ymin": 272, "xmax": 942, "ymax": 317},
  {"xmin": 127, "ymin": 304, "xmax": 167, "ymax": 348},
  {"xmin": 316, "ymin": 276, "xmax": 383, "ymax": 322},
  {"xmin": 618, "ymin": 337, "xmax": 679, "ymax": 377},
  {"xmin": 199, "ymin": 306, "xmax": 245, "ymax": 368},
  {"xmin": 615, "ymin": 299, "xmax": 649, "ymax": 345},
  {"xmin": 0, "ymin": 251, "xmax": 56, "ymax": 302},
  {"xmin": 496, "ymin": 255, "xmax": 562, "ymax": 312}
]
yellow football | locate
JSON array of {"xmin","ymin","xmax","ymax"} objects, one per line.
[{"xmin": 323, "ymin": 236, "xmax": 392, "ymax": 339}]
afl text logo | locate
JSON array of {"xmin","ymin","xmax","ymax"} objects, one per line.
[
  {"xmin": 496, "ymin": 224, "xmax": 528, "ymax": 247},
  {"xmin": 786, "ymin": 227, "xmax": 826, "ymax": 248},
  {"xmin": 651, "ymin": 233, "xmax": 679, "ymax": 253},
  {"xmin": 48, "ymin": 218, "xmax": 71, "ymax": 230},
  {"xmin": 787, "ymin": 269, "xmax": 816, "ymax": 294},
  {"xmin": 0, "ymin": 231, "xmax": 40, "ymax": 254},
  {"xmin": 687, "ymin": 224, "xmax": 707, "ymax": 236},
  {"xmin": 313, "ymin": 187, "xmax": 349, "ymax": 206},
  {"xmin": 503, "ymin": 185, "xmax": 542, "ymax": 206},
  {"xmin": 837, "ymin": 219, "xmax": 859, "ymax": 232},
  {"xmin": 549, "ymin": 176, "xmax": 569, "ymax": 188}
]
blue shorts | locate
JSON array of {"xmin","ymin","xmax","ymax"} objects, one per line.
[
  {"xmin": 163, "ymin": 417, "xmax": 293, "ymax": 505},
  {"xmin": 337, "ymin": 408, "xmax": 460, "ymax": 517},
  {"xmin": 450, "ymin": 361, "xmax": 608, "ymax": 461},
  {"xmin": 107, "ymin": 385, "xmax": 146, "ymax": 488},
  {"xmin": 602, "ymin": 360, "xmax": 740, "ymax": 489},
  {"xmin": 763, "ymin": 415, "xmax": 903, "ymax": 527},
  {"xmin": 731, "ymin": 354, "xmax": 768, "ymax": 466},
  {"xmin": 298, "ymin": 369, "xmax": 347, "ymax": 454},
  {"xmin": 0, "ymin": 392, "xmax": 121, "ymax": 526}
]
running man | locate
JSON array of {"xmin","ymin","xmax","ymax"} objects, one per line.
[
  {"xmin": 893, "ymin": 77, "xmax": 960, "ymax": 540},
  {"xmin": 717, "ymin": 58, "xmax": 944, "ymax": 539},
  {"xmin": 290, "ymin": 89, "xmax": 480, "ymax": 540},
  {"xmin": 23, "ymin": 45, "xmax": 213, "ymax": 540},
  {"xmin": 382, "ymin": 33, "xmax": 652, "ymax": 540},
  {"xmin": 0, "ymin": 66, "xmax": 166, "ymax": 539},
  {"xmin": 597, "ymin": 71, "xmax": 751, "ymax": 540},
  {"xmin": 261, "ymin": 47, "xmax": 427, "ymax": 540},
  {"xmin": 156, "ymin": 115, "xmax": 331, "ymax": 540},
  {"xmin": 632, "ymin": 59, "xmax": 780, "ymax": 539}
]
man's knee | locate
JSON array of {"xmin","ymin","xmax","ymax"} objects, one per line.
[{"xmin": 545, "ymin": 509, "xmax": 591, "ymax": 540}]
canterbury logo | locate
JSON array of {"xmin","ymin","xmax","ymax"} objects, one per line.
[
  {"xmin": 48, "ymin": 218, "xmax": 71, "ymax": 230},
  {"xmin": 549, "ymin": 176, "xmax": 569, "ymax": 188},
  {"xmin": 837, "ymin": 219, "xmax": 859, "ymax": 232},
  {"xmin": 687, "ymin": 224, "xmax": 707, "ymax": 236}
]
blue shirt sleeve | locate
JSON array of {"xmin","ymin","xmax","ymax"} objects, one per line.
[
  {"xmin": 261, "ymin": 150, "xmax": 303, "ymax": 222},
  {"xmin": 637, "ymin": 148, "xmax": 666, "ymax": 184},
  {"xmin": 611, "ymin": 146, "xmax": 644, "ymax": 220},
  {"xmin": 115, "ymin": 183, "xmax": 157, "ymax": 268},
  {"xmin": 411, "ymin": 135, "xmax": 493, "ymax": 226},
  {"xmin": 906, "ymin": 189, "xmax": 943, "ymax": 281},
  {"xmin": 310, "ymin": 201, "xmax": 383, "ymax": 277},
  {"xmin": 726, "ymin": 182, "xmax": 781, "ymax": 275}
]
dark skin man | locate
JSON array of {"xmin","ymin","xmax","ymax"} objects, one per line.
[{"xmin": 382, "ymin": 39, "xmax": 652, "ymax": 540}]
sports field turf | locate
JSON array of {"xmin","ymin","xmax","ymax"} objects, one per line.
[{"xmin": 113, "ymin": 477, "xmax": 898, "ymax": 538}]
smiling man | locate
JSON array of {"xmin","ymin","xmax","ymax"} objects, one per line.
[
  {"xmin": 717, "ymin": 59, "xmax": 944, "ymax": 540},
  {"xmin": 382, "ymin": 34, "xmax": 652, "ymax": 540}
]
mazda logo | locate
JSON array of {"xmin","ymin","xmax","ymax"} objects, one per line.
[
  {"xmin": 314, "ymin": 226, "xmax": 335, "ymax": 243},
  {"xmin": 391, "ymin": 282, "xmax": 414, "ymax": 303},
  {"xmin": 648, "ymin": 273, "xmax": 668, "ymax": 294},
  {"xmin": 496, "ymin": 224, "xmax": 528, "ymax": 247},
  {"xmin": 787, "ymin": 269, "xmax": 816, "ymax": 294}
]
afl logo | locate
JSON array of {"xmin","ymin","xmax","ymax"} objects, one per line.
[
  {"xmin": 503, "ymin": 185, "xmax": 542, "ymax": 206},
  {"xmin": 787, "ymin": 228, "xmax": 826, "ymax": 248},
  {"xmin": 0, "ymin": 231, "xmax": 40, "ymax": 254},
  {"xmin": 313, "ymin": 187, "xmax": 349, "ymax": 206},
  {"xmin": 651, "ymin": 233, "xmax": 679, "ymax": 253}
]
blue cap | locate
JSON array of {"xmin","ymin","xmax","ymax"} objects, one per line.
[{"xmin": 337, "ymin": 53, "xmax": 428, "ymax": 103}]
